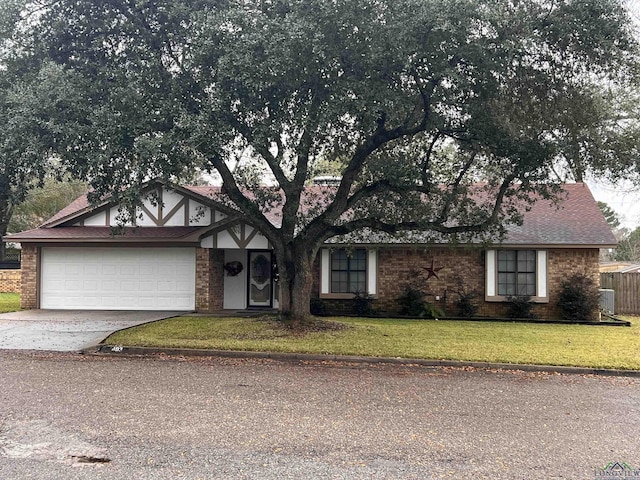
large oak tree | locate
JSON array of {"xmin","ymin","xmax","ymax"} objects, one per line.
[
  {"xmin": 0, "ymin": 1, "xmax": 89, "ymax": 258},
  {"xmin": 15, "ymin": 0, "xmax": 640, "ymax": 322}
]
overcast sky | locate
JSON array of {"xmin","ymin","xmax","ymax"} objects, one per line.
[
  {"xmin": 587, "ymin": 178, "xmax": 640, "ymax": 230},
  {"xmin": 589, "ymin": 1, "xmax": 640, "ymax": 230}
]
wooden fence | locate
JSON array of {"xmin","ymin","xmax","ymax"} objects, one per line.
[{"xmin": 600, "ymin": 272, "xmax": 640, "ymax": 315}]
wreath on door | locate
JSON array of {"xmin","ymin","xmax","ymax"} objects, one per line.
[{"xmin": 223, "ymin": 261, "xmax": 244, "ymax": 276}]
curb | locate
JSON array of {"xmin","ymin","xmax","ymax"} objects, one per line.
[{"xmin": 87, "ymin": 344, "xmax": 640, "ymax": 378}]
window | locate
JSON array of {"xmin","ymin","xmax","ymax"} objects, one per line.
[
  {"xmin": 497, "ymin": 250, "xmax": 536, "ymax": 296},
  {"xmin": 320, "ymin": 248, "xmax": 377, "ymax": 298},
  {"xmin": 330, "ymin": 249, "xmax": 367, "ymax": 293}
]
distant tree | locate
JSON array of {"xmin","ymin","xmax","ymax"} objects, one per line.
[
  {"xmin": 10, "ymin": 0, "xmax": 640, "ymax": 324},
  {"xmin": 9, "ymin": 178, "xmax": 88, "ymax": 233},
  {"xmin": 0, "ymin": 2, "xmax": 87, "ymax": 258},
  {"xmin": 598, "ymin": 201, "xmax": 621, "ymax": 230},
  {"xmin": 555, "ymin": 85, "xmax": 640, "ymax": 184},
  {"xmin": 614, "ymin": 227, "xmax": 640, "ymax": 262}
]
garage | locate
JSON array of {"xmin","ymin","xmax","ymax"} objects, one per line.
[{"xmin": 40, "ymin": 247, "xmax": 196, "ymax": 310}]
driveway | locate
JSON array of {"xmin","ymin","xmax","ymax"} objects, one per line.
[{"xmin": 0, "ymin": 310, "xmax": 182, "ymax": 352}]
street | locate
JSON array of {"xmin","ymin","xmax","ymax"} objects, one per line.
[{"xmin": 0, "ymin": 350, "xmax": 638, "ymax": 479}]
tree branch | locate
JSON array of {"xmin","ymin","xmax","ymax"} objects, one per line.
[
  {"xmin": 435, "ymin": 150, "xmax": 478, "ymax": 223},
  {"xmin": 206, "ymin": 154, "xmax": 279, "ymax": 242},
  {"xmin": 228, "ymin": 118, "xmax": 290, "ymax": 189},
  {"xmin": 322, "ymin": 175, "xmax": 517, "ymax": 242}
]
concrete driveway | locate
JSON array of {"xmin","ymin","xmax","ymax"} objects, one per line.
[{"xmin": 0, "ymin": 310, "xmax": 182, "ymax": 352}]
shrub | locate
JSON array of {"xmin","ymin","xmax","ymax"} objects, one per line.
[
  {"xmin": 506, "ymin": 296, "xmax": 537, "ymax": 319},
  {"xmin": 397, "ymin": 286, "xmax": 427, "ymax": 316},
  {"xmin": 397, "ymin": 286, "xmax": 444, "ymax": 318},
  {"xmin": 453, "ymin": 276, "xmax": 479, "ymax": 318},
  {"xmin": 310, "ymin": 298, "xmax": 327, "ymax": 316},
  {"xmin": 352, "ymin": 291, "xmax": 376, "ymax": 316},
  {"xmin": 455, "ymin": 292, "xmax": 479, "ymax": 318},
  {"xmin": 557, "ymin": 273, "xmax": 600, "ymax": 322},
  {"xmin": 422, "ymin": 301, "xmax": 444, "ymax": 319}
]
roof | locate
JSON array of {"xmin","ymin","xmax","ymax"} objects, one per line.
[
  {"xmin": 5, "ymin": 182, "xmax": 617, "ymax": 248},
  {"xmin": 600, "ymin": 262, "xmax": 640, "ymax": 273},
  {"xmin": 7, "ymin": 226, "xmax": 205, "ymax": 243},
  {"xmin": 501, "ymin": 183, "xmax": 616, "ymax": 247}
]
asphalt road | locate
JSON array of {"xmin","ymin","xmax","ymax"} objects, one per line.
[{"xmin": 0, "ymin": 351, "xmax": 638, "ymax": 480}]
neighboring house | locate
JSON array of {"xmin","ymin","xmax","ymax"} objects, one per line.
[
  {"xmin": 5, "ymin": 181, "xmax": 616, "ymax": 319},
  {"xmin": 599, "ymin": 262, "xmax": 640, "ymax": 274}
]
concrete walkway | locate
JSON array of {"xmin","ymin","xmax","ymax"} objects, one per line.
[{"xmin": 0, "ymin": 310, "xmax": 182, "ymax": 352}]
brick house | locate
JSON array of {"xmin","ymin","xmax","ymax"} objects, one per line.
[{"xmin": 5, "ymin": 181, "xmax": 615, "ymax": 319}]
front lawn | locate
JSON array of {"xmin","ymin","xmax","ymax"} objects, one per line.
[
  {"xmin": 0, "ymin": 293, "xmax": 20, "ymax": 313},
  {"xmin": 106, "ymin": 316, "xmax": 640, "ymax": 370}
]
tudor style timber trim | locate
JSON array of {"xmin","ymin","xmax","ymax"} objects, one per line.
[
  {"xmin": 226, "ymin": 223, "xmax": 261, "ymax": 249},
  {"xmin": 138, "ymin": 188, "xmax": 192, "ymax": 227}
]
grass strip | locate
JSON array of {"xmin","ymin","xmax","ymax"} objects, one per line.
[
  {"xmin": 0, "ymin": 293, "xmax": 20, "ymax": 313},
  {"xmin": 107, "ymin": 316, "xmax": 640, "ymax": 370}
]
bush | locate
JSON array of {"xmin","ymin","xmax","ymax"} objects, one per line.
[
  {"xmin": 397, "ymin": 286, "xmax": 427, "ymax": 316},
  {"xmin": 506, "ymin": 296, "xmax": 537, "ymax": 319},
  {"xmin": 455, "ymin": 292, "xmax": 479, "ymax": 318},
  {"xmin": 452, "ymin": 276, "xmax": 479, "ymax": 317},
  {"xmin": 397, "ymin": 286, "xmax": 444, "ymax": 318},
  {"xmin": 352, "ymin": 291, "xmax": 376, "ymax": 316},
  {"xmin": 557, "ymin": 273, "xmax": 600, "ymax": 321},
  {"xmin": 422, "ymin": 301, "xmax": 444, "ymax": 319},
  {"xmin": 310, "ymin": 298, "xmax": 327, "ymax": 315}
]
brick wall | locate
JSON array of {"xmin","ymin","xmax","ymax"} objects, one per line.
[
  {"xmin": 313, "ymin": 246, "xmax": 600, "ymax": 320},
  {"xmin": 544, "ymin": 248, "xmax": 600, "ymax": 319},
  {"xmin": 195, "ymin": 248, "xmax": 224, "ymax": 312},
  {"xmin": 0, "ymin": 269, "xmax": 21, "ymax": 293},
  {"xmin": 375, "ymin": 246, "xmax": 485, "ymax": 315},
  {"xmin": 20, "ymin": 245, "xmax": 38, "ymax": 309}
]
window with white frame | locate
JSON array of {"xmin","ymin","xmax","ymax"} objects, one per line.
[
  {"xmin": 320, "ymin": 248, "xmax": 377, "ymax": 297},
  {"xmin": 486, "ymin": 249, "xmax": 547, "ymax": 301},
  {"xmin": 330, "ymin": 248, "xmax": 367, "ymax": 293},
  {"xmin": 497, "ymin": 250, "xmax": 536, "ymax": 296}
]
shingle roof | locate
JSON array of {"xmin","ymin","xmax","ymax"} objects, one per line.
[
  {"xmin": 41, "ymin": 194, "xmax": 93, "ymax": 227},
  {"xmin": 501, "ymin": 183, "xmax": 616, "ymax": 246},
  {"xmin": 6, "ymin": 182, "xmax": 616, "ymax": 247},
  {"xmin": 7, "ymin": 226, "xmax": 204, "ymax": 242}
]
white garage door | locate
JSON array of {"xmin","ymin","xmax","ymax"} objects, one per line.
[{"xmin": 41, "ymin": 247, "xmax": 196, "ymax": 310}]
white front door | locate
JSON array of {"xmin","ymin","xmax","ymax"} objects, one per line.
[
  {"xmin": 248, "ymin": 251, "xmax": 272, "ymax": 307},
  {"xmin": 40, "ymin": 247, "xmax": 196, "ymax": 310}
]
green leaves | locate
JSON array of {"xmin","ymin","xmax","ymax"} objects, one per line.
[{"xmin": 5, "ymin": 0, "xmax": 640, "ymax": 242}]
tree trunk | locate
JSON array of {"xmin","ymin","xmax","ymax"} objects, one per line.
[
  {"xmin": 277, "ymin": 248, "xmax": 315, "ymax": 326},
  {"xmin": 0, "ymin": 196, "xmax": 12, "ymax": 261}
]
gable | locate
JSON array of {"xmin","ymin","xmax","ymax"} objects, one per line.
[
  {"xmin": 201, "ymin": 222, "xmax": 271, "ymax": 250},
  {"xmin": 71, "ymin": 187, "xmax": 212, "ymax": 228}
]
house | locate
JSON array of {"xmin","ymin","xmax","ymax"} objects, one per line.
[
  {"xmin": 5, "ymin": 181, "xmax": 616, "ymax": 319},
  {"xmin": 600, "ymin": 262, "xmax": 640, "ymax": 274}
]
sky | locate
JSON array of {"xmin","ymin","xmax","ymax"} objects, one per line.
[
  {"xmin": 587, "ymin": 1, "xmax": 640, "ymax": 230},
  {"xmin": 587, "ymin": 178, "xmax": 640, "ymax": 230}
]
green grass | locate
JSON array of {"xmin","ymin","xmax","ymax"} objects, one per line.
[
  {"xmin": 0, "ymin": 293, "xmax": 20, "ymax": 312},
  {"xmin": 106, "ymin": 316, "xmax": 640, "ymax": 370}
]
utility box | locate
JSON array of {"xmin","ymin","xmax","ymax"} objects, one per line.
[{"xmin": 599, "ymin": 289, "xmax": 615, "ymax": 315}]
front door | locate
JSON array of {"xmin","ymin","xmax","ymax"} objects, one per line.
[{"xmin": 248, "ymin": 251, "xmax": 273, "ymax": 307}]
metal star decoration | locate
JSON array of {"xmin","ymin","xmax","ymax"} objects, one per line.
[{"xmin": 424, "ymin": 259, "xmax": 443, "ymax": 280}]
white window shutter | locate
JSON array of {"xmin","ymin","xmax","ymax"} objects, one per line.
[
  {"xmin": 367, "ymin": 249, "xmax": 377, "ymax": 295},
  {"xmin": 320, "ymin": 249, "xmax": 330, "ymax": 294},
  {"xmin": 486, "ymin": 250, "xmax": 496, "ymax": 297},
  {"xmin": 536, "ymin": 250, "xmax": 547, "ymax": 298}
]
